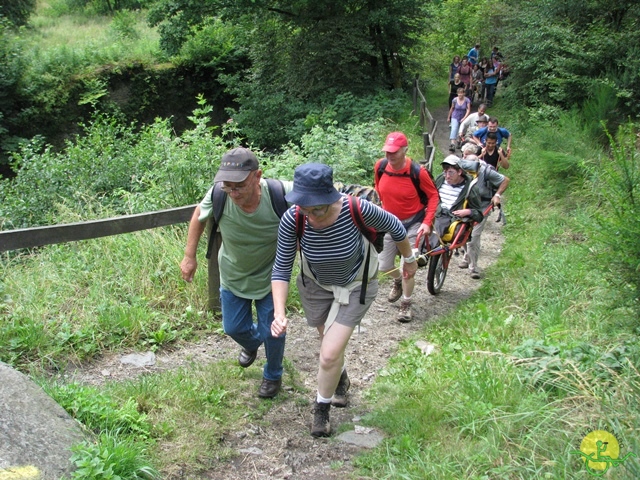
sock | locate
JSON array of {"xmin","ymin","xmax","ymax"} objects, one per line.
[
  {"xmin": 316, "ymin": 392, "xmax": 332, "ymax": 404},
  {"xmin": 402, "ymin": 295, "xmax": 412, "ymax": 302}
]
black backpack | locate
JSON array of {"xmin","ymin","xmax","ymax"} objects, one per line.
[{"xmin": 205, "ymin": 178, "xmax": 288, "ymax": 259}]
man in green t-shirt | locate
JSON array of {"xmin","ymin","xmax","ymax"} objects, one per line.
[{"xmin": 180, "ymin": 147, "xmax": 292, "ymax": 398}]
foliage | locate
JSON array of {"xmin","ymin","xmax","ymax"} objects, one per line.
[
  {"xmin": 0, "ymin": 19, "xmax": 27, "ymax": 165},
  {"xmin": 69, "ymin": 434, "xmax": 159, "ymax": 480},
  {"xmin": 0, "ymin": 0, "xmax": 36, "ymax": 26},
  {"xmin": 585, "ymin": 121, "xmax": 640, "ymax": 307},
  {"xmin": 420, "ymin": 0, "xmax": 506, "ymax": 77},
  {"xmin": 0, "ymin": 103, "xmax": 230, "ymax": 229},
  {"xmin": 149, "ymin": 0, "xmax": 427, "ymax": 148},
  {"xmin": 43, "ymin": 381, "xmax": 154, "ymax": 437},
  {"xmin": 503, "ymin": 0, "xmax": 640, "ymax": 120}
]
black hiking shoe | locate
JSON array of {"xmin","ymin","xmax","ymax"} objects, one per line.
[{"xmin": 311, "ymin": 401, "xmax": 331, "ymax": 437}]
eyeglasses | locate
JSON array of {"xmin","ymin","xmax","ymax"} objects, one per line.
[
  {"xmin": 443, "ymin": 168, "xmax": 459, "ymax": 175},
  {"xmin": 298, "ymin": 205, "xmax": 330, "ymax": 217},
  {"xmin": 221, "ymin": 173, "xmax": 254, "ymax": 193}
]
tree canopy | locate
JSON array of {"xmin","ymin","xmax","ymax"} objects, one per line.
[{"xmin": 0, "ymin": 0, "xmax": 36, "ymax": 26}]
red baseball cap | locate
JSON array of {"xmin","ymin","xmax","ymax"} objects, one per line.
[{"xmin": 382, "ymin": 132, "xmax": 408, "ymax": 153}]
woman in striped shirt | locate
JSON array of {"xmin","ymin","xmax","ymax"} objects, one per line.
[{"xmin": 271, "ymin": 163, "xmax": 417, "ymax": 437}]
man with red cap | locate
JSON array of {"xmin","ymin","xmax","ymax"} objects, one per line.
[{"xmin": 374, "ymin": 132, "xmax": 439, "ymax": 322}]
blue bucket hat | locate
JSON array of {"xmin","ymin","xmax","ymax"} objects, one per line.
[{"xmin": 285, "ymin": 163, "xmax": 342, "ymax": 207}]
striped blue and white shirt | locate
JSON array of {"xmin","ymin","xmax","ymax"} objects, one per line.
[{"xmin": 272, "ymin": 195, "xmax": 407, "ymax": 287}]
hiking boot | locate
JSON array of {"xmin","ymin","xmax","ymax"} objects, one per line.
[
  {"xmin": 258, "ymin": 378, "xmax": 281, "ymax": 399},
  {"xmin": 311, "ymin": 401, "xmax": 331, "ymax": 437},
  {"xmin": 396, "ymin": 299, "xmax": 412, "ymax": 323},
  {"xmin": 331, "ymin": 370, "xmax": 350, "ymax": 408},
  {"xmin": 458, "ymin": 260, "xmax": 470, "ymax": 269},
  {"xmin": 238, "ymin": 348, "xmax": 258, "ymax": 368},
  {"xmin": 470, "ymin": 269, "xmax": 481, "ymax": 279},
  {"xmin": 388, "ymin": 279, "xmax": 403, "ymax": 303}
]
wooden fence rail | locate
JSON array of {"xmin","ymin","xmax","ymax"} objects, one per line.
[
  {"xmin": 0, "ymin": 205, "xmax": 197, "ymax": 252},
  {"xmin": 0, "ymin": 205, "xmax": 225, "ymax": 310},
  {"xmin": 412, "ymin": 76, "xmax": 438, "ymax": 173}
]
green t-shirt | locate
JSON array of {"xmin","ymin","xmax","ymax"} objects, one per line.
[{"xmin": 198, "ymin": 179, "xmax": 293, "ymax": 299}]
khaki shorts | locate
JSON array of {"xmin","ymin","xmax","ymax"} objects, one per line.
[
  {"xmin": 296, "ymin": 274, "xmax": 378, "ymax": 329},
  {"xmin": 378, "ymin": 221, "xmax": 421, "ymax": 272}
]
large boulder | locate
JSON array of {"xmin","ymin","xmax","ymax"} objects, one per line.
[{"xmin": 0, "ymin": 362, "xmax": 86, "ymax": 479}]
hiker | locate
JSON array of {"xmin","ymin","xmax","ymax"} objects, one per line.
[
  {"xmin": 448, "ymin": 72, "xmax": 467, "ymax": 106},
  {"xmin": 180, "ymin": 147, "xmax": 292, "ymax": 399},
  {"xmin": 270, "ymin": 163, "xmax": 416, "ymax": 437},
  {"xmin": 458, "ymin": 154, "xmax": 510, "ymax": 279},
  {"xmin": 480, "ymin": 132, "xmax": 510, "ymax": 170},
  {"xmin": 449, "ymin": 55, "xmax": 461, "ymax": 82},
  {"xmin": 472, "ymin": 116, "xmax": 513, "ymax": 153},
  {"xmin": 467, "ymin": 44, "xmax": 480, "ymax": 66},
  {"xmin": 374, "ymin": 131, "xmax": 439, "ymax": 322},
  {"xmin": 457, "ymin": 57, "xmax": 473, "ymax": 99},
  {"xmin": 447, "ymin": 87, "xmax": 472, "ymax": 149},
  {"xmin": 458, "ymin": 105, "xmax": 488, "ymax": 145},
  {"xmin": 425, "ymin": 156, "xmax": 484, "ymax": 255}
]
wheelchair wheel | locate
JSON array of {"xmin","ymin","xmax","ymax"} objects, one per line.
[{"xmin": 427, "ymin": 252, "xmax": 448, "ymax": 295}]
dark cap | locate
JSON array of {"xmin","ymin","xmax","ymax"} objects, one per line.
[
  {"xmin": 285, "ymin": 163, "xmax": 343, "ymax": 207},
  {"xmin": 214, "ymin": 147, "xmax": 259, "ymax": 183}
]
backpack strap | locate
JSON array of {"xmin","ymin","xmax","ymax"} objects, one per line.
[
  {"xmin": 295, "ymin": 206, "xmax": 306, "ymax": 288},
  {"xmin": 205, "ymin": 179, "xmax": 288, "ymax": 259},
  {"xmin": 205, "ymin": 183, "xmax": 227, "ymax": 259},
  {"xmin": 265, "ymin": 178, "xmax": 288, "ymax": 217},
  {"xmin": 346, "ymin": 196, "xmax": 373, "ymax": 305}
]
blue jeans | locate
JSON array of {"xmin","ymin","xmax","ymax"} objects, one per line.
[
  {"xmin": 220, "ymin": 288, "xmax": 285, "ymax": 381},
  {"xmin": 485, "ymin": 82, "xmax": 497, "ymax": 103},
  {"xmin": 450, "ymin": 117, "xmax": 462, "ymax": 140}
]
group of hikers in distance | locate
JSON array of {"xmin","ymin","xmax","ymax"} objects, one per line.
[{"xmin": 179, "ymin": 67, "xmax": 512, "ymax": 437}]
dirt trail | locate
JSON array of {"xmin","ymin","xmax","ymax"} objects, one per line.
[{"xmin": 69, "ymin": 104, "xmax": 505, "ymax": 479}]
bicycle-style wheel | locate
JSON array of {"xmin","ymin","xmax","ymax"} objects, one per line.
[{"xmin": 427, "ymin": 252, "xmax": 448, "ymax": 295}]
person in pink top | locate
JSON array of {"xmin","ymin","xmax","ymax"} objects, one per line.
[
  {"xmin": 374, "ymin": 132, "xmax": 440, "ymax": 322},
  {"xmin": 457, "ymin": 57, "xmax": 473, "ymax": 99}
]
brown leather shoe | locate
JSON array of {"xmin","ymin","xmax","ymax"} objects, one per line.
[
  {"xmin": 311, "ymin": 401, "xmax": 331, "ymax": 437},
  {"xmin": 388, "ymin": 279, "xmax": 403, "ymax": 303},
  {"xmin": 258, "ymin": 378, "xmax": 281, "ymax": 398},
  {"xmin": 238, "ymin": 348, "xmax": 258, "ymax": 368}
]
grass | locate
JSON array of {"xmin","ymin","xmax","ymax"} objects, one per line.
[{"xmin": 14, "ymin": 3, "xmax": 163, "ymax": 102}]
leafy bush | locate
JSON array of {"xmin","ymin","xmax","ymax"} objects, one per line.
[
  {"xmin": 43, "ymin": 381, "xmax": 153, "ymax": 437},
  {"xmin": 69, "ymin": 434, "xmax": 159, "ymax": 480},
  {"xmin": 0, "ymin": 0, "xmax": 37, "ymax": 26},
  {"xmin": 586, "ymin": 121, "xmax": 640, "ymax": 308},
  {"xmin": 0, "ymin": 101, "xmax": 231, "ymax": 229},
  {"xmin": 264, "ymin": 119, "xmax": 390, "ymax": 186}
]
